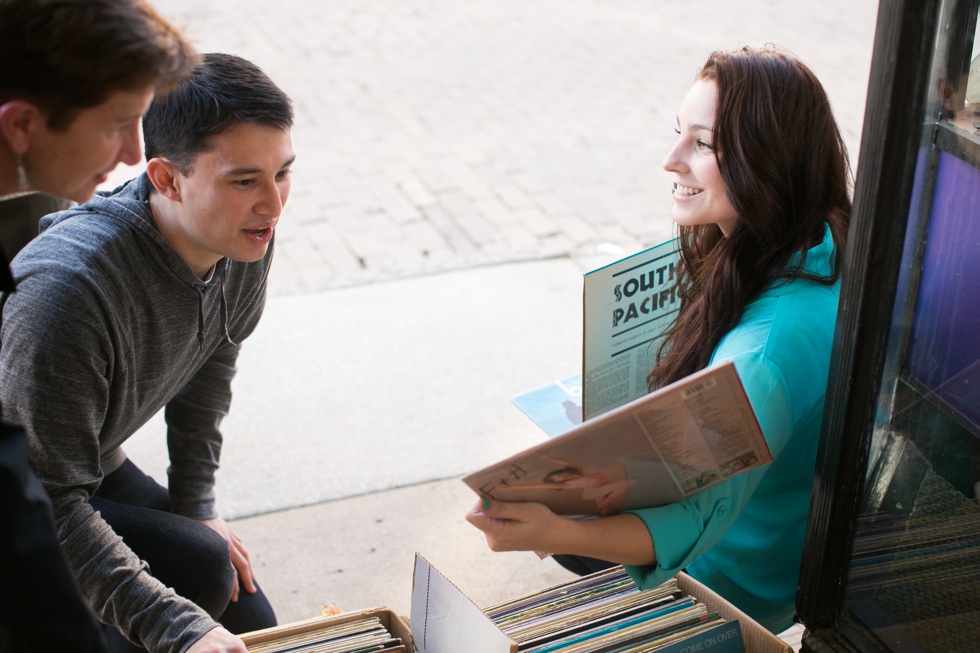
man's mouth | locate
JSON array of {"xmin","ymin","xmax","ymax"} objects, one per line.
[{"xmin": 243, "ymin": 226, "xmax": 275, "ymax": 243}]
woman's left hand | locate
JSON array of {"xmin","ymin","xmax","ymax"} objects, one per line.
[
  {"xmin": 466, "ymin": 498, "xmax": 657, "ymax": 566},
  {"xmin": 465, "ymin": 499, "xmax": 566, "ymax": 554}
]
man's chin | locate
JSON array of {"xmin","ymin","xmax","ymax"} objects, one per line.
[
  {"xmin": 230, "ymin": 247, "xmax": 272, "ymax": 264},
  {"xmin": 71, "ymin": 173, "xmax": 113, "ymax": 204},
  {"xmin": 65, "ymin": 183, "xmax": 101, "ymax": 205}
]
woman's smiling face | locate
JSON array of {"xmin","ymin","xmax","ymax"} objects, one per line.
[{"xmin": 662, "ymin": 79, "xmax": 739, "ymax": 236}]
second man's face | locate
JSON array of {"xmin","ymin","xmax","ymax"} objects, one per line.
[
  {"xmin": 168, "ymin": 123, "xmax": 295, "ymax": 277},
  {"xmin": 26, "ymin": 86, "xmax": 154, "ymax": 204}
]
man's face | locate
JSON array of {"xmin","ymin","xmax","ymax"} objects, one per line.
[
  {"xmin": 26, "ymin": 86, "xmax": 154, "ymax": 204},
  {"xmin": 166, "ymin": 123, "xmax": 295, "ymax": 277}
]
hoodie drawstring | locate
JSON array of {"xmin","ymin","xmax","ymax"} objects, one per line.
[
  {"xmin": 220, "ymin": 274, "xmax": 236, "ymax": 347},
  {"xmin": 197, "ymin": 287, "xmax": 206, "ymax": 347},
  {"xmin": 197, "ymin": 271, "xmax": 236, "ymax": 349}
]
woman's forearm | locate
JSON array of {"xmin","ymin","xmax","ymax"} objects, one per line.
[
  {"xmin": 550, "ymin": 512, "xmax": 657, "ymax": 566},
  {"xmin": 467, "ymin": 500, "xmax": 657, "ymax": 567}
]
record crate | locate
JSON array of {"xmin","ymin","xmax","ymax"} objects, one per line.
[
  {"xmin": 410, "ymin": 554, "xmax": 792, "ymax": 653},
  {"xmin": 241, "ymin": 605, "xmax": 414, "ymax": 652},
  {"xmin": 239, "ymin": 554, "xmax": 792, "ymax": 653}
]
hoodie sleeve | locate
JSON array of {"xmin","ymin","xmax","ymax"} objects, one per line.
[
  {"xmin": 164, "ymin": 339, "xmax": 237, "ymax": 520},
  {"xmin": 0, "ymin": 255, "xmax": 219, "ymax": 653},
  {"xmin": 164, "ymin": 253, "xmax": 271, "ymax": 520}
]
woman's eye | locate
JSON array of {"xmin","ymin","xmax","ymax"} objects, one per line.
[{"xmin": 696, "ymin": 140, "xmax": 713, "ymax": 150}]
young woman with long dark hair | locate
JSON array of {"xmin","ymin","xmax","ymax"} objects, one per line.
[{"xmin": 467, "ymin": 45, "xmax": 852, "ymax": 633}]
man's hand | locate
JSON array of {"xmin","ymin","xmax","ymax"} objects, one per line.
[
  {"xmin": 197, "ymin": 517, "xmax": 256, "ymax": 602},
  {"xmin": 186, "ymin": 627, "xmax": 247, "ymax": 653}
]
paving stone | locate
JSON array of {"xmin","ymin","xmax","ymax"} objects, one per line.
[{"xmin": 122, "ymin": 0, "xmax": 881, "ymax": 296}]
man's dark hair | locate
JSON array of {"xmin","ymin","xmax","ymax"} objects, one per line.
[
  {"xmin": 143, "ymin": 53, "xmax": 294, "ymax": 174},
  {"xmin": 0, "ymin": 0, "xmax": 198, "ymax": 130}
]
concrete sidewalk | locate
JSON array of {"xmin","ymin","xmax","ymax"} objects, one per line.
[{"xmin": 124, "ymin": 258, "xmax": 592, "ymax": 622}]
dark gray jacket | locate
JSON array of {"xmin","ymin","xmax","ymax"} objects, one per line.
[{"xmin": 0, "ymin": 174, "xmax": 271, "ymax": 652}]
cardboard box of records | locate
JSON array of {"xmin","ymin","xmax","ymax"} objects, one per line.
[
  {"xmin": 411, "ymin": 554, "xmax": 791, "ymax": 653},
  {"xmin": 241, "ymin": 553, "xmax": 791, "ymax": 653},
  {"xmin": 241, "ymin": 605, "xmax": 413, "ymax": 653}
]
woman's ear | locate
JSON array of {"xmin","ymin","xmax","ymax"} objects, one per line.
[
  {"xmin": 145, "ymin": 158, "xmax": 181, "ymax": 200},
  {"xmin": 0, "ymin": 100, "xmax": 43, "ymax": 154}
]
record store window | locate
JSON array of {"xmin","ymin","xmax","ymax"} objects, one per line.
[{"xmin": 841, "ymin": 1, "xmax": 980, "ymax": 650}]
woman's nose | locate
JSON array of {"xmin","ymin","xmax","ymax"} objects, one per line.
[{"xmin": 662, "ymin": 139, "xmax": 686, "ymax": 173}]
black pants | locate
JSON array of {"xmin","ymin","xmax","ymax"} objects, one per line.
[
  {"xmin": 91, "ymin": 459, "xmax": 276, "ymax": 651},
  {"xmin": 551, "ymin": 554, "xmax": 618, "ymax": 576}
]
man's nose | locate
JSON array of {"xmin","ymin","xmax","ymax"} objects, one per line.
[
  {"xmin": 119, "ymin": 122, "xmax": 143, "ymax": 166},
  {"xmin": 256, "ymin": 180, "xmax": 284, "ymax": 216}
]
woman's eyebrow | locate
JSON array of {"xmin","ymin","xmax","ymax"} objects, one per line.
[{"xmin": 676, "ymin": 116, "xmax": 713, "ymax": 132}]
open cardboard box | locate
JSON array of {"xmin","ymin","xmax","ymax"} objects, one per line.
[
  {"xmin": 240, "ymin": 605, "xmax": 414, "ymax": 652},
  {"xmin": 238, "ymin": 553, "xmax": 791, "ymax": 653},
  {"xmin": 409, "ymin": 553, "xmax": 792, "ymax": 653}
]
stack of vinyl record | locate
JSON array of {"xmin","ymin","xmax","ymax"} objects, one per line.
[
  {"xmin": 483, "ymin": 566, "xmax": 729, "ymax": 652},
  {"xmin": 245, "ymin": 615, "xmax": 407, "ymax": 653}
]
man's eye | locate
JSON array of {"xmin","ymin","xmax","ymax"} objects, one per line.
[
  {"xmin": 234, "ymin": 179, "xmax": 255, "ymax": 187},
  {"xmin": 276, "ymin": 169, "xmax": 292, "ymax": 180}
]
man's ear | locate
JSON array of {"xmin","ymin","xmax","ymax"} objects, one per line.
[
  {"xmin": 146, "ymin": 158, "xmax": 182, "ymax": 200},
  {"xmin": 0, "ymin": 100, "xmax": 44, "ymax": 154}
]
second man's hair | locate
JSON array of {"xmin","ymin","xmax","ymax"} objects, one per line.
[{"xmin": 0, "ymin": 0, "xmax": 198, "ymax": 130}]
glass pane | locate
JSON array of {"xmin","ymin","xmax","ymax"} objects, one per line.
[
  {"xmin": 965, "ymin": 13, "xmax": 980, "ymax": 105},
  {"xmin": 842, "ymin": 1, "xmax": 980, "ymax": 650}
]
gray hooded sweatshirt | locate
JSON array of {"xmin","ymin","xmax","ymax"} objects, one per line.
[{"xmin": 0, "ymin": 174, "xmax": 271, "ymax": 652}]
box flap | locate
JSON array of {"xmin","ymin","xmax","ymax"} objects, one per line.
[
  {"xmin": 676, "ymin": 572, "xmax": 792, "ymax": 653},
  {"xmin": 411, "ymin": 554, "xmax": 517, "ymax": 653}
]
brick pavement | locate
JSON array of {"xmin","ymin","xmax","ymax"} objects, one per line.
[{"xmin": 139, "ymin": 0, "xmax": 880, "ymax": 296}]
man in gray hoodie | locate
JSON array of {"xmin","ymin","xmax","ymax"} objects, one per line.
[{"xmin": 0, "ymin": 52, "xmax": 295, "ymax": 653}]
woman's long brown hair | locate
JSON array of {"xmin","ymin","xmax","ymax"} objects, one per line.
[{"xmin": 647, "ymin": 46, "xmax": 852, "ymax": 391}]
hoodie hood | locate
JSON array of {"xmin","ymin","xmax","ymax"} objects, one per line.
[{"xmin": 38, "ymin": 173, "xmax": 236, "ymax": 347}]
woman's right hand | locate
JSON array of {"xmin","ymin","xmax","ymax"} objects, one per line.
[{"xmin": 465, "ymin": 498, "xmax": 567, "ymax": 554}]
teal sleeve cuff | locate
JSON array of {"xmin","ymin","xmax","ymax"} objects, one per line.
[{"xmin": 623, "ymin": 491, "xmax": 735, "ymax": 589}]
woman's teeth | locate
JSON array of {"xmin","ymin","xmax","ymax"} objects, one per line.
[{"xmin": 673, "ymin": 182, "xmax": 702, "ymax": 197}]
